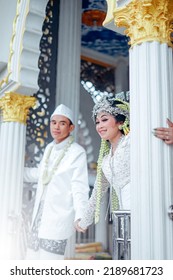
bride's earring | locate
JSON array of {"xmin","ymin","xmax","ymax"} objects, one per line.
[{"xmin": 118, "ymin": 124, "xmax": 123, "ymax": 130}]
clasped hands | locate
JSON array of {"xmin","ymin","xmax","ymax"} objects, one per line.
[{"xmin": 74, "ymin": 219, "xmax": 87, "ymax": 233}]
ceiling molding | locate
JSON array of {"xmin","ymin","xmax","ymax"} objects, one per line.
[{"xmin": 81, "ymin": 46, "xmax": 128, "ymax": 67}]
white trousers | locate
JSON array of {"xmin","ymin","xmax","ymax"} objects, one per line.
[{"xmin": 25, "ymin": 248, "xmax": 64, "ymax": 260}]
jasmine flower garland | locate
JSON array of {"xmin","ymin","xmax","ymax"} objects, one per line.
[
  {"xmin": 42, "ymin": 136, "xmax": 74, "ymax": 185},
  {"xmin": 95, "ymin": 139, "xmax": 110, "ymax": 224}
]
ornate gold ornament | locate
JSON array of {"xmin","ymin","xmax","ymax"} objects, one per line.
[
  {"xmin": 0, "ymin": 92, "xmax": 36, "ymax": 124},
  {"xmin": 105, "ymin": 0, "xmax": 173, "ymax": 47}
]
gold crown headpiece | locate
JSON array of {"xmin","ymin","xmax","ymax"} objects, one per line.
[{"xmin": 92, "ymin": 96, "xmax": 130, "ymax": 135}]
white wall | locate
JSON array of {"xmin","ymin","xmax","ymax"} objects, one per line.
[{"xmin": 0, "ymin": 0, "xmax": 17, "ymax": 65}]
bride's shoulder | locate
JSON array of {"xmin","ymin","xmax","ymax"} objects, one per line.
[{"xmin": 122, "ymin": 133, "xmax": 130, "ymax": 147}]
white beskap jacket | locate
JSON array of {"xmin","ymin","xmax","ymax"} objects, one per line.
[{"xmin": 24, "ymin": 136, "xmax": 89, "ymax": 240}]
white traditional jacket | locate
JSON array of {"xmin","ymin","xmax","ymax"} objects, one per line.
[
  {"xmin": 24, "ymin": 136, "xmax": 89, "ymax": 240},
  {"xmin": 79, "ymin": 134, "xmax": 130, "ymax": 229}
]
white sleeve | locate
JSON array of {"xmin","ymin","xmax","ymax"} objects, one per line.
[
  {"xmin": 79, "ymin": 171, "xmax": 109, "ymax": 229},
  {"xmin": 71, "ymin": 149, "xmax": 90, "ymax": 222},
  {"xmin": 23, "ymin": 167, "xmax": 39, "ymax": 183},
  {"xmin": 23, "ymin": 143, "xmax": 50, "ymax": 183}
]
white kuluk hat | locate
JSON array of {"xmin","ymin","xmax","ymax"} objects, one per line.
[{"xmin": 50, "ymin": 104, "xmax": 74, "ymax": 124}]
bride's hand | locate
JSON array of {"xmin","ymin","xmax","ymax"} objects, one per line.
[{"xmin": 74, "ymin": 219, "xmax": 87, "ymax": 233}]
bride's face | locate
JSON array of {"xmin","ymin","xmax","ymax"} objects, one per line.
[{"xmin": 95, "ymin": 112, "xmax": 122, "ymax": 142}]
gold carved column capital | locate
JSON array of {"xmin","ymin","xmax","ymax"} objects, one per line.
[
  {"xmin": 112, "ymin": 0, "xmax": 173, "ymax": 47},
  {"xmin": 0, "ymin": 92, "xmax": 36, "ymax": 124}
]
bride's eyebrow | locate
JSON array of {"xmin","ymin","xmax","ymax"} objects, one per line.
[{"xmin": 100, "ymin": 114, "xmax": 109, "ymax": 118}]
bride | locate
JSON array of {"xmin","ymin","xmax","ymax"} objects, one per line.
[{"xmin": 75, "ymin": 96, "xmax": 130, "ymax": 231}]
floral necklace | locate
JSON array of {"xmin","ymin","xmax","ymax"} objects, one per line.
[{"xmin": 42, "ymin": 136, "xmax": 74, "ymax": 185}]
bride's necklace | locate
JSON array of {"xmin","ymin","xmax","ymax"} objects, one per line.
[
  {"xmin": 111, "ymin": 134, "xmax": 124, "ymax": 156},
  {"xmin": 42, "ymin": 136, "xmax": 74, "ymax": 185}
]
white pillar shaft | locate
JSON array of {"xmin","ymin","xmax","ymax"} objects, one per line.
[
  {"xmin": 56, "ymin": 0, "xmax": 82, "ymax": 259},
  {"xmin": 130, "ymin": 42, "xmax": 173, "ymax": 259},
  {"xmin": 115, "ymin": 61, "xmax": 129, "ymax": 93},
  {"xmin": 56, "ymin": 0, "xmax": 82, "ymax": 128},
  {"xmin": 0, "ymin": 122, "xmax": 26, "ymax": 259}
]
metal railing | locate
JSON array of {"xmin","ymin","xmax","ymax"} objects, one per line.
[{"xmin": 112, "ymin": 210, "xmax": 131, "ymax": 260}]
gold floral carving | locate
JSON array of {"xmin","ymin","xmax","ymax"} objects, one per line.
[
  {"xmin": 109, "ymin": 0, "xmax": 173, "ymax": 47},
  {"xmin": 0, "ymin": 92, "xmax": 36, "ymax": 124}
]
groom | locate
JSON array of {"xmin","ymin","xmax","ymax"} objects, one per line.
[{"xmin": 24, "ymin": 104, "xmax": 89, "ymax": 259}]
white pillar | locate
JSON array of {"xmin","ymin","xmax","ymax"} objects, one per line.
[
  {"xmin": 56, "ymin": 0, "xmax": 82, "ymax": 259},
  {"xmin": 115, "ymin": 59, "xmax": 129, "ymax": 93},
  {"xmin": 0, "ymin": 0, "xmax": 48, "ymax": 259},
  {"xmin": 104, "ymin": 0, "xmax": 173, "ymax": 259},
  {"xmin": 130, "ymin": 42, "xmax": 173, "ymax": 259},
  {"xmin": 0, "ymin": 93, "xmax": 35, "ymax": 259},
  {"xmin": 56, "ymin": 0, "xmax": 82, "ymax": 128}
]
